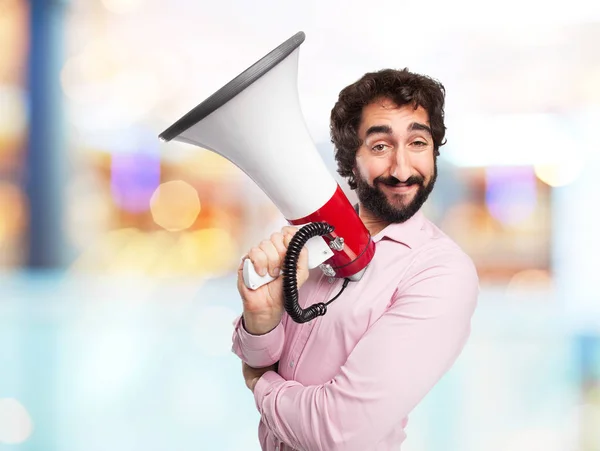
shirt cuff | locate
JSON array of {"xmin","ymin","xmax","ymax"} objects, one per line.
[
  {"xmin": 232, "ymin": 316, "xmax": 285, "ymax": 367},
  {"xmin": 253, "ymin": 370, "xmax": 285, "ymax": 414}
]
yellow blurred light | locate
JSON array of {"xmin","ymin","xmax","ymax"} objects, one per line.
[
  {"xmin": 0, "ymin": 398, "xmax": 33, "ymax": 444},
  {"xmin": 0, "ymin": 0, "xmax": 27, "ymax": 81},
  {"xmin": 69, "ymin": 226, "xmax": 239, "ymax": 277},
  {"xmin": 506, "ymin": 269, "xmax": 554, "ymax": 297},
  {"xmin": 153, "ymin": 233, "xmax": 204, "ymax": 275},
  {"xmin": 534, "ymin": 160, "xmax": 584, "ymax": 187},
  {"xmin": 149, "ymin": 228, "xmax": 238, "ymax": 276},
  {"xmin": 68, "ymin": 228, "xmax": 144, "ymax": 273},
  {"xmin": 69, "ymin": 228, "xmax": 180, "ymax": 274},
  {"xmin": 101, "ymin": 0, "xmax": 143, "ymax": 14},
  {"xmin": 105, "ymin": 230, "xmax": 170, "ymax": 274},
  {"xmin": 0, "ymin": 86, "xmax": 27, "ymax": 140},
  {"xmin": 578, "ymin": 65, "xmax": 600, "ymax": 105},
  {"xmin": 0, "ymin": 181, "xmax": 26, "ymax": 243},
  {"xmin": 150, "ymin": 181, "xmax": 201, "ymax": 232},
  {"xmin": 179, "ymin": 149, "xmax": 242, "ymax": 181},
  {"xmin": 190, "ymin": 228, "xmax": 239, "ymax": 274}
]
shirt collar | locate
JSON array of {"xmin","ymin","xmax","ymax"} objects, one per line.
[
  {"xmin": 370, "ymin": 209, "xmax": 426, "ymax": 249},
  {"xmin": 353, "ymin": 203, "xmax": 427, "ymax": 249}
]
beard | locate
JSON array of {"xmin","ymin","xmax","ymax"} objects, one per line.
[{"xmin": 354, "ymin": 159, "xmax": 437, "ymax": 224}]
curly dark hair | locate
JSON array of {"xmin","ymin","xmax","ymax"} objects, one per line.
[{"xmin": 330, "ymin": 68, "xmax": 447, "ymax": 189}]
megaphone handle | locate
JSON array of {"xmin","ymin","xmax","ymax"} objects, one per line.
[
  {"xmin": 242, "ymin": 235, "xmax": 335, "ymax": 290},
  {"xmin": 242, "ymin": 258, "xmax": 276, "ymax": 290}
]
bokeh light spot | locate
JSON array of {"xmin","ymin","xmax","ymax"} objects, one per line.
[
  {"xmin": 485, "ymin": 167, "xmax": 537, "ymax": 226},
  {"xmin": 111, "ymin": 152, "xmax": 161, "ymax": 213},
  {"xmin": 534, "ymin": 160, "xmax": 584, "ymax": 187},
  {"xmin": 150, "ymin": 181, "xmax": 201, "ymax": 232},
  {"xmin": 0, "ymin": 398, "xmax": 33, "ymax": 444}
]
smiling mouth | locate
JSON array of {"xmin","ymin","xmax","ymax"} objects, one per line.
[{"xmin": 382, "ymin": 183, "xmax": 417, "ymax": 194}]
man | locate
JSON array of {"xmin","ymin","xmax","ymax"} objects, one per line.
[{"xmin": 231, "ymin": 68, "xmax": 479, "ymax": 451}]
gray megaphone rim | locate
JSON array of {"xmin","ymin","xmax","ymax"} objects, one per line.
[{"xmin": 158, "ymin": 31, "xmax": 306, "ymax": 142}]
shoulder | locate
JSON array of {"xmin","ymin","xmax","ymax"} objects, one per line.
[
  {"xmin": 398, "ymin": 217, "xmax": 480, "ymax": 299},
  {"xmin": 419, "ymin": 217, "xmax": 477, "ymax": 272}
]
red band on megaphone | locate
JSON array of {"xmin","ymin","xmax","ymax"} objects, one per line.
[{"xmin": 288, "ymin": 185, "xmax": 376, "ymax": 279}]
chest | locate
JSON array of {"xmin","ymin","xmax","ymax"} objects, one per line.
[{"xmin": 279, "ymin": 243, "xmax": 416, "ymax": 384}]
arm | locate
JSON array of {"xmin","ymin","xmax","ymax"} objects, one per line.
[
  {"xmin": 231, "ymin": 226, "xmax": 307, "ymax": 368},
  {"xmin": 231, "ymin": 313, "xmax": 287, "ymax": 368},
  {"xmin": 251, "ymin": 247, "xmax": 479, "ymax": 451}
]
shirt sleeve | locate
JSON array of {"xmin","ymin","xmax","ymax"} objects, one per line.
[
  {"xmin": 252, "ymin": 246, "xmax": 480, "ymax": 451},
  {"xmin": 231, "ymin": 314, "xmax": 287, "ymax": 368}
]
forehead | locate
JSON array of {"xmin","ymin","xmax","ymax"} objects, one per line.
[{"xmin": 358, "ymin": 99, "xmax": 430, "ymax": 136}]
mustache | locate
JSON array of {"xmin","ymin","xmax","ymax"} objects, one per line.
[{"xmin": 374, "ymin": 174, "xmax": 425, "ymax": 187}]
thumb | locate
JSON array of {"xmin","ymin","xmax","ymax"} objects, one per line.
[{"xmin": 236, "ymin": 255, "xmax": 253, "ymax": 295}]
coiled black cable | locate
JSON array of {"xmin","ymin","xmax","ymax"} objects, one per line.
[{"xmin": 282, "ymin": 222, "xmax": 346, "ymax": 323}]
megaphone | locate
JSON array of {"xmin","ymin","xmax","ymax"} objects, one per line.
[{"xmin": 159, "ymin": 31, "xmax": 375, "ymax": 323}]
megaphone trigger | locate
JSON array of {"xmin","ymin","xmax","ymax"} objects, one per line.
[{"xmin": 242, "ymin": 226, "xmax": 335, "ymax": 290}]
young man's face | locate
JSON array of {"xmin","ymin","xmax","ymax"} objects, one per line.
[{"xmin": 353, "ymin": 98, "xmax": 438, "ymax": 224}]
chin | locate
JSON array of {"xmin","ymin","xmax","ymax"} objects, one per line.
[{"xmin": 387, "ymin": 192, "xmax": 415, "ymax": 205}]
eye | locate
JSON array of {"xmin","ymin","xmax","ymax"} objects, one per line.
[
  {"xmin": 412, "ymin": 141, "xmax": 428, "ymax": 147},
  {"xmin": 372, "ymin": 144, "xmax": 388, "ymax": 152}
]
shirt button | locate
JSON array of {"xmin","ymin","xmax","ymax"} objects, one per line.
[
  {"xmin": 289, "ymin": 360, "xmax": 294, "ymax": 368},
  {"xmin": 275, "ymin": 446, "xmax": 279, "ymax": 451}
]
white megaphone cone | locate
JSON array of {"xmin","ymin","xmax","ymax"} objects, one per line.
[{"xmin": 159, "ymin": 31, "xmax": 375, "ymax": 323}]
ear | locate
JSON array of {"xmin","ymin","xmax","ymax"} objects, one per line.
[{"xmin": 352, "ymin": 158, "xmax": 360, "ymax": 175}]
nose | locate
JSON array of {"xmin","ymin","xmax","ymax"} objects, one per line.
[{"xmin": 390, "ymin": 148, "xmax": 412, "ymax": 182}]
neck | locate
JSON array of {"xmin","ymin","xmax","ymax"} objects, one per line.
[{"xmin": 357, "ymin": 203, "xmax": 391, "ymax": 236}]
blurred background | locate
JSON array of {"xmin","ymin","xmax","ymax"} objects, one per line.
[{"xmin": 1, "ymin": 0, "xmax": 599, "ymax": 450}]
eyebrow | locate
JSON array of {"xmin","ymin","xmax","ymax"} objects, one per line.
[
  {"xmin": 364, "ymin": 122, "xmax": 432, "ymax": 139},
  {"xmin": 364, "ymin": 125, "xmax": 393, "ymax": 138},
  {"xmin": 408, "ymin": 122, "xmax": 432, "ymax": 136}
]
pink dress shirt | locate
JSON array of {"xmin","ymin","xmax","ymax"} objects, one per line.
[{"xmin": 231, "ymin": 210, "xmax": 479, "ymax": 451}]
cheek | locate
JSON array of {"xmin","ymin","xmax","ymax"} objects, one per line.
[
  {"xmin": 412, "ymin": 155, "xmax": 435, "ymax": 178},
  {"xmin": 355, "ymin": 155, "xmax": 389, "ymax": 181},
  {"xmin": 354, "ymin": 157, "xmax": 369, "ymax": 181}
]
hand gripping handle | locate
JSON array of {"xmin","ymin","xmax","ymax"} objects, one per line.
[{"xmin": 242, "ymin": 234, "xmax": 334, "ymax": 290}]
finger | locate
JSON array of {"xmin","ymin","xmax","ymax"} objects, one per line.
[
  {"xmin": 247, "ymin": 246, "xmax": 268, "ymax": 277},
  {"xmin": 259, "ymin": 239, "xmax": 282, "ymax": 278},
  {"xmin": 269, "ymin": 232, "xmax": 287, "ymax": 257},
  {"xmin": 282, "ymin": 234, "xmax": 308, "ymax": 268},
  {"xmin": 283, "ymin": 232, "xmax": 297, "ymax": 249},
  {"xmin": 281, "ymin": 226, "xmax": 299, "ymax": 239}
]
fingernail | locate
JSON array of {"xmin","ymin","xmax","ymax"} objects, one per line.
[{"xmin": 273, "ymin": 268, "xmax": 280, "ymax": 277}]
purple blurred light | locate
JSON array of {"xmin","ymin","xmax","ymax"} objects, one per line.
[
  {"xmin": 485, "ymin": 166, "xmax": 537, "ymax": 226},
  {"xmin": 110, "ymin": 152, "xmax": 161, "ymax": 213}
]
